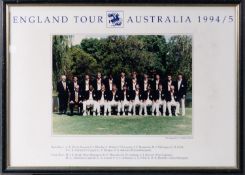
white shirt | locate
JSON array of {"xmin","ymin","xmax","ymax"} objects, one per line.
[
  {"xmin": 101, "ymin": 91, "xmax": 105, "ymax": 101},
  {"xmin": 178, "ymin": 80, "xmax": 182, "ymax": 90},
  {"xmin": 123, "ymin": 91, "xmax": 127, "ymax": 102},
  {"xmin": 97, "ymin": 79, "xmax": 101, "ymax": 90},
  {"xmin": 135, "ymin": 90, "xmax": 139, "ymax": 101},
  {"xmin": 147, "ymin": 92, "xmax": 150, "ymax": 100},
  {"xmin": 159, "ymin": 90, "xmax": 162, "ymax": 100},
  {"xmin": 112, "ymin": 92, "xmax": 116, "ymax": 101},
  {"xmin": 85, "ymin": 80, "xmax": 89, "ymax": 91},
  {"xmin": 121, "ymin": 77, "xmax": 125, "ymax": 90},
  {"xmin": 171, "ymin": 92, "xmax": 175, "ymax": 102},
  {"xmin": 73, "ymin": 82, "xmax": 78, "ymax": 89},
  {"xmin": 109, "ymin": 79, "xmax": 113, "ymax": 91},
  {"xmin": 168, "ymin": 80, "xmax": 172, "ymax": 91},
  {"xmin": 156, "ymin": 80, "xmax": 159, "ymax": 90},
  {"xmin": 132, "ymin": 79, "xmax": 137, "ymax": 90},
  {"xmin": 89, "ymin": 91, "xmax": 93, "ymax": 100},
  {"xmin": 144, "ymin": 80, "xmax": 148, "ymax": 91},
  {"xmin": 62, "ymin": 81, "xmax": 66, "ymax": 90},
  {"xmin": 75, "ymin": 91, "xmax": 79, "ymax": 102}
]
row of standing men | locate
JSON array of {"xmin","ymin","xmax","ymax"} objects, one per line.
[{"xmin": 57, "ymin": 72, "xmax": 187, "ymax": 116}]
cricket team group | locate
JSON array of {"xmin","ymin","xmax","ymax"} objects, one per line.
[{"xmin": 56, "ymin": 71, "xmax": 188, "ymax": 117}]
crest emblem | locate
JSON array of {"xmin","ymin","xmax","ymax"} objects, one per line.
[{"xmin": 106, "ymin": 11, "xmax": 124, "ymax": 28}]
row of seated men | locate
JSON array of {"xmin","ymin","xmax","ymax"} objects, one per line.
[{"xmin": 57, "ymin": 72, "xmax": 187, "ymax": 116}]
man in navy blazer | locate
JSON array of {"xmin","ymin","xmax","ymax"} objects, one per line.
[
  {"xmin": 166, "ymin": 85, "xmax": 180, "ymax": 116},
  {"xmin": 131, "ymin": 84, "xmax": 143, "ymax": 115},
  {"xmin": 174, "ymin": 73, "xmax": 187, "ymax": 116},
  {"xmin": 69, "ymin": 85, "xmax": 82, "ymax": 116},
  {"xmin": 153, "ymin": 84, "xmax": 167, "ymax": 116},
  {"xmin": 93, "ymin": 72, "xmax": 103, "ymax": 91},
  {"xmin": 164, "ymin": 74, "xmax": 174, "ymax": 92},
  {"xmin": 68, "ymin": 76, "xmax": 80, "ymax": 93},
  {"xmin": 104, "ymin": 74, "xmax": 115, "ymax": 92},
  {"xmin": 151, "ymin": 74, "xmax": 162, "ymax": 91},
  {"xmin": 116, "ymin": 72, "xmax": 128, "ymax": 91},
  {"xmin": 119, "ymin": 85, "xmax": 132, "ymax": 116},
  {"xmin": 81, "ymin": 74, "xmax": 92, "ymax": 93},
  {"xmin": 95, "ymin": 84, "xmax": 109, "ymax": 116},
  {"xmin": 82, "ymin": 85, "xmax": 98, "ymax": 116},
  {"xmin": 107, "ymin": 84, "xmax": 121, "ymax": 116},
  {"xmin": 140, "ymin": 74, "xmax": 151, "ymax": 93},
  {"xmin": 57, "ymin": 75, "xmax": 69, "ymax": 114},
  {"xmin": 142, "ymin": 84, "xmax": 154, "ymax": 116},
  {"xmin": 128, "ymin": 71, "xmax": 139, "ymax": 91}
]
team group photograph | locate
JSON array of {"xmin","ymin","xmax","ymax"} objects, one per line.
[
  {"xmin": 52, "ymin": 34, "xmax": 192, "ymax": 135},
  {"xmin": 57, "ymin": 72, "xmax": 187, "ymax": 117}
]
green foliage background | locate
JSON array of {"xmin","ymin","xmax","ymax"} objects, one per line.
[{"xmin": 52, "ymin": 35, "xmax": 192, "ymax": 91}]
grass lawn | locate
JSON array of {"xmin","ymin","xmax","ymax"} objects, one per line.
[{"xmin": 53, "ymin": 108, "xmax": 192, "ymax": 135}]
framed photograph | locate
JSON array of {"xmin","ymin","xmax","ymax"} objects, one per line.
[{"xmin": 0, "ymin": 0, "xmax": 243, "ymax": 174}]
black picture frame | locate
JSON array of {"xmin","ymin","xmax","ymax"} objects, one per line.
[{"xmin": 0, "ymin": 0, "xmax": 244, "ymax": 174}]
